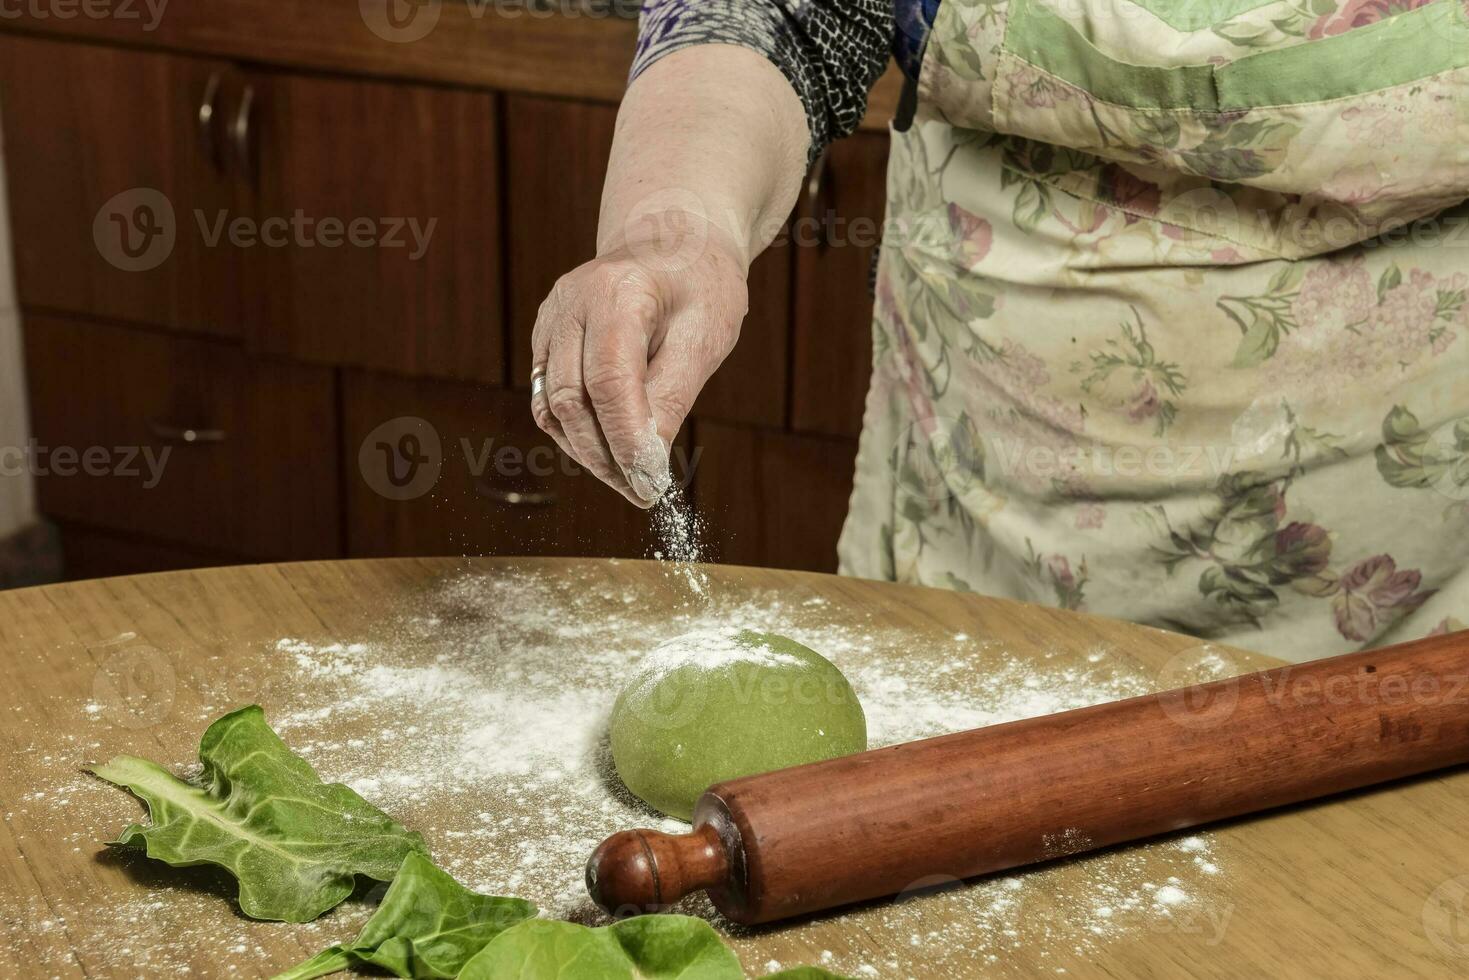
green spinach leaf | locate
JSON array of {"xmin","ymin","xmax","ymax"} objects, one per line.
[
  {"xmin": 95, "ymin": 707, "xmax": 858, "ymax": 978},
  {"xmin": 458, "ymin": 915, "xmax": 744, "ymax": 979},
  {"xmin": 92, "ymin": 704, "xmax": 428, "ymax": 923},
  {"xmin": 271, "ymin": 852, "xmax": 535, "ymax": 979}
]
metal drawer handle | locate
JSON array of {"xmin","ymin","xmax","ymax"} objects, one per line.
[
  {"xmin": 232, "ymin": 83, "xmax": 255, "ymax": 177},
  {"xmin": 474, "ymin": 480, "xmax": 558, "ymax": 508},
  {"xmin": 805, "ymin": 147, "xmax": 832, "ymax": 254},
  {"xmin": 198, "ymin": 70, "xmax": 223, "ymax": 171},
  {"xmin": 148, "ymin": 421, "xmax": 227, "ymax": 444},
  {"xmin": 805, "ymin": 147, "xmax": 829, "ymax": 210}
]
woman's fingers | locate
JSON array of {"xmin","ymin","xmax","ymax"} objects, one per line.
[
  {"xmin": 544, "ymin": 318, "xmax": 640, "ymax": 501},
  {"xmin": 529, "ymin": 287, "xmax": 572, "ymax": 450},
  {"xmin": 644, "ymin": 285, "xmax": 743, "ymax": 453},
  {"xmin": 642, "ymin": 332, "xmax": 710, "ymax": 455},
  {"xmin": 530, "ymin": 366, "xmax": 579, "ymax": 473},
  {"xmin": 531, "ymin": 283, "xmax": 639, "ymax": 503},
  {"xmin": 530, "ymin": 246, "xmax": 746, "ymax": 507},
  {"xmin": 582, "ymin": 273, "xmax": 670, "ymax": 505}
]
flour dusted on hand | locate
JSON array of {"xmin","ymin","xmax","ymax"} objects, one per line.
[{"xmin": 629, "ymin": 418, "xmax": 674, "ymax": 504}]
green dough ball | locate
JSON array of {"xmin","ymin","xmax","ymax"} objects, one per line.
[{"xmin": 609, "ymin": 629, "xmax": 867, "ymax": 820}]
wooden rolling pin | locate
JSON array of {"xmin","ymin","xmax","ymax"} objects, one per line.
[{"xmin": 587, "ymin": 631, "xmax": 1469, "ymax": 924}]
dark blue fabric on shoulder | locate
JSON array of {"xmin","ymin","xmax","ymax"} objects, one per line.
[{"xmin": 895, "ymin": 0, "xmax": 941, "ymax": 80}]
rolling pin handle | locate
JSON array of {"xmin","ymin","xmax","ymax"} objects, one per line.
[{"xmin": 587, "ymin": 824, "xmax": 729, "ymax": 916}]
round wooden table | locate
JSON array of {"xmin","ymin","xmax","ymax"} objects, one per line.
[{"xmin": 0, "ymin": 558, "xmax": 1464, "ymax": 978}]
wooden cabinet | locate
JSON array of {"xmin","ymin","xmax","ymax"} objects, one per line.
[
  {"xmin": 0, "ymin": 35, "xmax": 505, "ymax": 378},
  {"xmin": 0, "ymin": 35, "xmax": 250, "ymax": 338},
  {"xmin": 343, "ymin": 369, "xmax": 662, "ymax": 559},
  {"xmin": 504, "ymin": 94, "xmax": 617, "ymax": 385},
  {"xmin": 694, "ymin": 421, "xmax": 857, "ymax": 573},
  {"xmin": 253, "ymin": 73, "xmax": 504, "ymax": 382},
  {"xmin": 0, "ymin": 14, "xmax": 894, "ymax": 582},
  {"xmin": 791, "ymin": 133, "xmax": 890, "ymax": 437},
  {"xmin": 702, "ymin": 235, "xmax": 792, "ymax": 428},
  {"xmin": 23, "ymin": 314, "xmax": 340, "ymax": 560},
  {"xmin": 504, "ymin": 94, "xmax": 792, "ymax": 426},
  {"xmin": 54, "ymin": 521, "xmax": 248, "ymax": 581}
]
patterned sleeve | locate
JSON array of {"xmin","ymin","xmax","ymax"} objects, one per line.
[{"xmin": 631, "ymin": 0, "xmax": 895, "ymax": 160}]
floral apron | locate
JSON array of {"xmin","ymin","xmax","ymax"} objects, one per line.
[{"xmin": 838, "ymin": 0, "xmax": 1469, "ymax": 660}]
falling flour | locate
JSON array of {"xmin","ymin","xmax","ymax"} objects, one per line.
[
  {"xmin": 649, "ymin": 483, "xmax": 711, "ymax": 599},
  {"xmin": 5, "ymin": 566, "xmax": 1235, "ymax": 979}
]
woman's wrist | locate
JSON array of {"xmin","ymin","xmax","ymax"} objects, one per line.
[{"xmin": 598, "ymin": 204, "xmax": 754, "ymax": 278}]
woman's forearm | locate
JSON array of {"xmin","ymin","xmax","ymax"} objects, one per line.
[
  {"xmin": 597, "ymin": 44, "xmax": 811, "ymax": 269},
  {"xmin": 529, "ymin": 44, "xmax": 811, "ymax": 508},
  {"xmin": 531, "ymin": 7, "xmax": 889, "ymax": 506}
]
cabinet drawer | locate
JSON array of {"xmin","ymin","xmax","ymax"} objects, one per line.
[
  {"xmin": 254, "ymin": 72, "xmax": 503, "ymax": 383},
  {"xmin": 55, "ymin": 521, "xmax": 248, "ymax": 582},
  {"xmin": 344, "ymin": 370, "xmax": 669, "ymax": 559},
  {"xmin": 23, "ymin": 315, "xmax": 340, "ymax": 559},
  {"xmin": 792, "ymin": 132, "xmax": 889, "ymax": 437},
  {"xmin": 0, "ymin": 35, "xmax": 249, "ymax": 338},
  {"xmin": 695, "ymin": 421, "xmax": 857, "ymax": 573}
]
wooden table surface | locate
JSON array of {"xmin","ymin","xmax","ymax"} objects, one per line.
[{"xmin": 0, "ymin": 558, "xmax": 1465, "ymax": 978}]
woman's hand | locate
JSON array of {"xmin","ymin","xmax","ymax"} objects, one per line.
[
  {"xmin": 530, "ymin": 212, "xmax": 750, "ymax": 507},
  {"xmin": 528, "ymin": 44, "xmax": 809, "ymax": 506}
]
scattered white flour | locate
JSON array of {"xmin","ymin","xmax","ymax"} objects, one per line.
[
  {"xmin": 635, "ymin": 628, "xmax": 804, "ymax": 675},
  {"xmin": 1154, "ymin": 884, "xmax": 1188, "ymax": 907},
  {"xmin": 4, "ymin": 565, "xmax": 1232, "ymax": 978}
]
